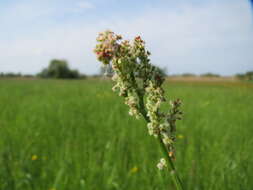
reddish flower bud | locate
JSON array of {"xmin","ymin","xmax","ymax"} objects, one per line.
[{"xmin": 135, "ymin": 36, "xmax": 141, "ymax": 41}]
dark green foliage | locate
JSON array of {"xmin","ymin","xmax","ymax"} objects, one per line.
[
  {"xmin": 246, "ymin": 71, "xmax": 253, "ymax": 80},
  {"xmin": 0, "ymin": 72, "xmax": 23, "ymax": 78},
  {"xmin": 200, "ymin": 73, "xmax": 220, "ymax": 77},
  {"xmin": 38, "ymin": 59, "xmax": 80, "ymax": 79},
  {"xmin": 236, "ymin": 71, "xmax": 253, "ymax": 81},
  {"xmin": 181, "ymin": 73, "xmax": 196, "ymax": 77}
]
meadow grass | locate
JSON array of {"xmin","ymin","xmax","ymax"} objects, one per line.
[{"xmin": 0, "ymin": 79, "xmax": 252, "ymax": 190}]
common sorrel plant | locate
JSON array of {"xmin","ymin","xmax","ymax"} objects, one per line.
[{"xmin": 94, "ymin": 30, "xmax": 184, "ymax": 190}]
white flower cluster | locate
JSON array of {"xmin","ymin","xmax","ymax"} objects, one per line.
[
  {"xmin": 111, "ymin": 68, "xmax": 142, "ymax": 119},
  {"xmin": 157, "ymin": 158, "xmax": 167, "ymax": 170},
  {"xmin": 94, "ymin": 30, "xmax": 183, "ymax": 168},
  {"xmin": 145, "ymin": 81, "xmax": 164, "ymax": 137}
]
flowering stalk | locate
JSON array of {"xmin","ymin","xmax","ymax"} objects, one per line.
[{"xmin": 94, "ymin": 30, "xmax": 184, "ymax": 190}]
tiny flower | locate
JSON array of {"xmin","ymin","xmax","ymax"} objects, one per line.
[
  {"xmin": 162, "ymin": 134, "xmax": 173, "ymax": 145},
  {"xmin": 31, "ymin": 155, "xmax": 38, "ymax": 161},
  {"xmin": 177, "ymin": 134, "xmax": 184, "ymax": 139},
  {"xmin": 130, "ymin": 166, "xmax": 139, "ymax": 174},
  {"xmin": 168, "ymin": 151, "xmax": 174, "ymax": 157},
  {"xmin": 157, "ymin": 158, "xmax": 167, "ymax": 170},
  {"xmin": 135, "ymin": 36, "xmax": 141, "ymax": 41}
]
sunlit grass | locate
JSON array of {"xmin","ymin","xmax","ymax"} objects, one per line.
[{"xmin": 0, "ymin": 79, "xmax": 252, "ymax": 190}]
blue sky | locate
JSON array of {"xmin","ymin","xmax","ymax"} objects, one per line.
[{"xmin": 0, "ymin": 0, "xmax": 252, "ymax": 75}]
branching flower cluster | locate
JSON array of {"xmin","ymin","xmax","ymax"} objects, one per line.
[{"xmin": 94, "ymin": 30, "xmax": 183, "ymax": 169}]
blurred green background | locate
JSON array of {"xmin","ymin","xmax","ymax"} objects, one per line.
[{"xmin": 0, "ymin": 79, "xmax": 252, "ymax": 190}]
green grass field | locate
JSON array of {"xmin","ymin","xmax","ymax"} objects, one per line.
[{"xmin": 0, "ymin": 79, "xmax": 252, "ymax": 190}]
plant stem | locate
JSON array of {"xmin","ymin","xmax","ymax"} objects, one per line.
[
  {"xmin": 138, "ymin": 93, "xmax": 184, "ymax": 190},
  {"xmin": 158, "ymin": 134, "xmax": 184, "ymax": 190}
]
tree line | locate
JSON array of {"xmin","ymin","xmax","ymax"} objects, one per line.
[
  {"xmin": 0, "ymin": 59, "xmax": 252, "ymax": 81},
  {"xmin": 0, "ymin": 59, "xmax": 86, "ymax": 79}
]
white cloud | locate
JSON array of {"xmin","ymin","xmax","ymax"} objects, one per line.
[
  {"xmin": 111, "ymin": 1, "xmax": 253, "ymax": 75},
  {"xmin": 0, "ymin": 0, "xmax": 252, "ymax": 75}
]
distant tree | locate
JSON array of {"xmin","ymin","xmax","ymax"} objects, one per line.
[
  {"xmin": 235, "ymin": 73, "xmax": 245, "ymax": 80},
  {"xmin": 23, "ymin": 74, "xmax": 34, "ymax": 78},
  {"xmin": 236, "ymin": 71, "xmax": 253, "ymax": 81},
  {"xmin": 200, "ymin": 73, "xmax": 220, "ymax": 77},
  {"xmin": 0, "ymin": 72, "xmax": 22, "ymax": 78},
  {"xmin": 181, "ymin": 73, "xmax": 196, "ymax": 77},
  {"xmin": 37, "ymin": 68, "xmax": 49, "ymax": 78},
  {"xmin": 245, "ymin": 71, "xmax": 253, "ymax": 81},
  {"xmin": 79, "ymin": 74, "xmax": 87, "ymax": 79},
  {"xmin": 38, "ymin": 59, "xmax": 80, "ymax": 79}
]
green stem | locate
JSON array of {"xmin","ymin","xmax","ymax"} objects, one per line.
[
  {"xmin": 138, "ymin": 94, "xmax": 184, "ymax": 190},
  {"xmin": 129, "ymin": 70, "xmax": 183, "ymax": 189},
  {"xmin": 158, "ymin": 134, "xmax": 183, "ymax": 190}
]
